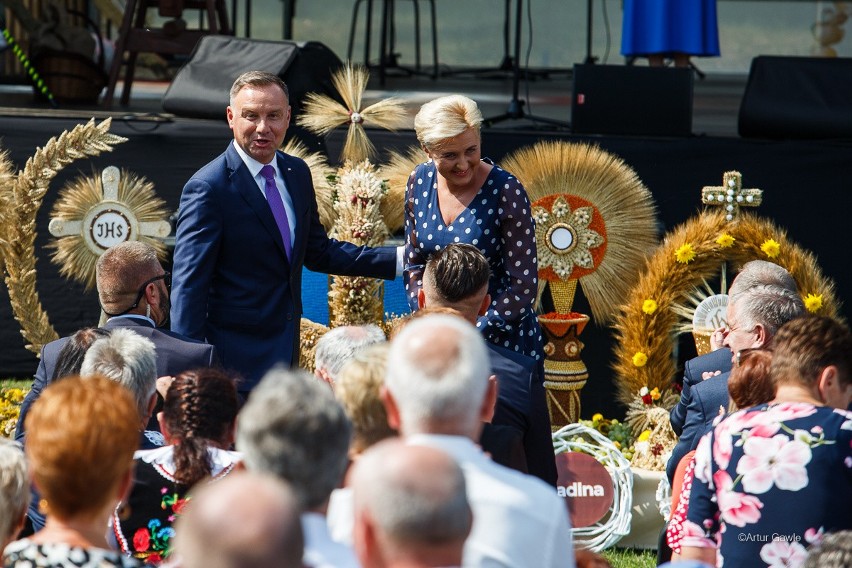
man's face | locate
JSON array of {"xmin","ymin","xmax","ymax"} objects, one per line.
[
  {"xmin": 227, "ymin": 83, "xmax": 291, "ymax": 164},
  {"xmin": 722, "ymin": 299, "xmax": 762, "ymax": 358}
]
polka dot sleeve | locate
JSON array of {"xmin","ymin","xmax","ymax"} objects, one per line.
[
  {"xmin": 403, "ymin": 169, "xmax": 425, "ymax": 311},
  {"xmin": 481, "ymin": 174, "xmax": 538, "ymax": 331}
]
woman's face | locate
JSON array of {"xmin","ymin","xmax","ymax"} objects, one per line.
[{"xmin": 426, "ymin": 127, "xmax": 481, "ymax": 189}]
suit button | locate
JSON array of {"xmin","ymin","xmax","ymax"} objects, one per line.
[{"xmin": 286, "ymin": 313, "xmax": 293, "ymax": 321}]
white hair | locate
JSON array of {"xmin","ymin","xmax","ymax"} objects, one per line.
[
  {"xmin": 314, "ymin": 324, "xmax": 385, "ymax": 380},
  {"xmin": 732, "ymin": 284, "xmax": 805, "ymax": 338},
  {"xmin": 730, "ymin": 260, "xmax": 798, "ymax": 298},
  {"xmin": 385, "ymin": 314, "xmax": 490, "ymax": 436},
  {"xmin": 0, "ymin": 439, "xmax": 29, "ymax": 546},
  {"xmin": 80, "ymin": 327, "xmax": 157, "ymax": 418},
  {"xmin": 236, "ymin": 368, "xmax": 352, "ymax": 510}
]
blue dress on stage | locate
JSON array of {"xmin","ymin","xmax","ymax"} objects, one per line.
[
  {"xmin": 621, "ymin": 0, "xmax": 720, "ymax": 57},
  {"xmin": 404, "ymin": 160, "xmax": 544, "ymax": 360}
]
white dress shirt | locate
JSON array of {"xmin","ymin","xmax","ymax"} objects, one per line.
[
  {"xmin": 302, "ymin": 511, "xmax": 361, "ymax": 568},
  {"xmin": 408, "ymin": 434, "xmax": 576, "ymax": 568}
]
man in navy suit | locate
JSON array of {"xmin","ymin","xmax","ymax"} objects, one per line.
[
  {"xmin": 15, "ymin": 241, "xmax": 217, "ymax": 444},
  {"xmin": 669, "ymin": 260, "xmax": 800, "ymax": 437},
  {"xmin": 666, "ymin": 283, "xmax": 804, "ymax": 481},
  {"xmin": 417, "ymin": 243, "xmax": 556, "ymax": 486},
  {"xmin": 170, "ymin": 71, "xmax": 398, "ymax": 393}
]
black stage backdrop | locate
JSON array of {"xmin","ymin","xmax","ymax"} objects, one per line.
[{"xmin": 2, "ymin": 116, "xmax": 850, "ymax": 419}]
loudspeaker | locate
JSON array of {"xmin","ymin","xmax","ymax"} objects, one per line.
[
  {"xmin": 162, "ymin": 36, "xmax": 343, "ymax": 119},
  {"xmin": 738, "ymin": 56, "xmax": 852, "ymax": 140},
  {"xmin": 571, "ymin": 64, "xmax": 693, "ymax": 137}
]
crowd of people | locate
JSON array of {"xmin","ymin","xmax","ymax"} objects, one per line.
[{"xmin": 2, "ymin": 70, "xmax": 851, "ymax": 568}]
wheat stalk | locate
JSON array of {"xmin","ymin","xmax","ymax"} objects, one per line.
[{"xmin": 0, "ymin": 118, "xmax": 127, "ymax": 353}]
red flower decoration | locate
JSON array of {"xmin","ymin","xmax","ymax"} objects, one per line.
[
  {"xmin": 172, "ymin": 498, "xmax": 189, "ymax": 515},
  {"xmin": 147, "ymin": 553, "xmax": 163, "ymax": 564},
  {"xmin": 133, "ymin": 528, "xmax": 150, "ymax": 552}
]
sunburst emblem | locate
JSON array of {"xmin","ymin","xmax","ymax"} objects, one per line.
[
  {"xmin": 534, "ymin": 195, "xmax": 605, "ymax": 279},
  {"xmin": 48, "ymin": 166, "xmax": 171, "ymax": 290}
]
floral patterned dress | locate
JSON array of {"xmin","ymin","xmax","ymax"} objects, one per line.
[
  {"xmin": 682, "ymin": 403, "xmax": 852, "ymax": 568},
  {"xmin": 404, "ymin": 160, "xmax": 543, "ymax": 360},
  {"xmin": 112, "ymin": 446, "xmax": 241, "ymax": 565},
  {"xmin": 2, "ymin": 541, "xmax": 142, "ymax": 567}
]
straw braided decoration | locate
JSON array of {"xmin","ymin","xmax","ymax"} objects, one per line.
[
  {"xmin": 297, "ymin": 64, "xmax": 408, "ymax": 163},
  {"xmin": 501, "ymin": 141, "xmax": 658, "ymax": 323},
  {"xmin": 327, "ymin": 160, "xmax": 390, "ymax": 327},
  {"xmin": 612, "ymin": 207, "xmax": 840, "ymax": 405},
  {"xmin": 47, "ymin": 169, "xmax": 170, "ymax": 290},
  {"xmin": 552, "ymin": 424, "xmax": 633, "ymax": 552},
  {"xmin": 0, "ymin": 119, "xmax": 127, "ymax": 354}
]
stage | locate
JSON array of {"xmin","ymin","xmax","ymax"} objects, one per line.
[{"xmin": 1, "ymin": 71, "xmax": 850, "ymax": 418}]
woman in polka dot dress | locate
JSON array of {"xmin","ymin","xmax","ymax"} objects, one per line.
[{"xmin": 404, "ymin": 95, "xmax": 543, "ymax": 360}]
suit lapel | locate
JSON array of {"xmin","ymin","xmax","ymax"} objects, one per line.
[
  {"xmin": 278, "ymin": 153, "xmax": 308, "ymax": 260},
  {"xmin": 228, "ymin": 146, "xmax": 290, "ymax": 263}
]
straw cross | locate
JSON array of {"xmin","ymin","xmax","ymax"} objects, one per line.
[{"xmin": 701, "ymin": 171, "xmax": 762, "ymax": 221}]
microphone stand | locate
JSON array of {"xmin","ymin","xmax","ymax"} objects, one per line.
[{"xmin": 483, "ymin": 0, "xmax": 569, "ymax": 128}]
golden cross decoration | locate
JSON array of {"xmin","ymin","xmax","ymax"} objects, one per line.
[{"xmin": 701, "ymin": 171, "xmax": 763, "ymax": 221}]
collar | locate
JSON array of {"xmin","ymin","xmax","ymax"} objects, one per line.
[
  {"xmin": 406, "ymin": 433, "xmax": 484, "ymax": 462},
  {"xmin": 107, "ymin": 314, "xmax": 156, "ymax": 328},
  {"xmin": 232, "ymin": 140, "xmax": 278, "ymax": 179}
]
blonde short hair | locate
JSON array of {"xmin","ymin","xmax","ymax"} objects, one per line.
[
  {"xmin": 334, "ymin": 343, "xmax": 397, "ymax": 455},
  {"xmin": 414, "ymin": 95, "xmax": 483, "ymax": 150}
]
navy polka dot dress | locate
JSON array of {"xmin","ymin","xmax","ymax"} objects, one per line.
[{"xmin": 404, "ymin": 159, "xmax": 544, "ymax": 360}]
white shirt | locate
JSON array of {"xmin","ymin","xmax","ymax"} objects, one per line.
[
  {"xmin": 408, "ymin": 434, "xmax": 576, "ymax": 568},
  {"xmin": 302, "ymin": 511, "xmax": 361, "ymax": 568},
  {"xmin": 326, "ymin": 487, "xmax": 354, "ymax": 546}
]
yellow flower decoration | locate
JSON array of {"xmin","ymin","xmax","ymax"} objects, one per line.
[
  {"xmin": 804, "ymin": 293, "xmax": 823, "ymax": 313},
  {"xmin": 638, "ymin": 430, "xmax": 651, "ymax": 442},
  {"xmin": 650, "ymin": 387, "xmax": 661, "ymax": 401},
  {"xmin": 761, "ymin": 239, "xmax": 781, "ymax": 258},
  {"xmin": 642, "ymin": 299, "xmax": 658, "ymax": 315},
  {"xmin": 675, "ymin": 243, "xmax": 696, "ymax": 264},
  {"xmin": 632, "ymin": 352, "xmax": 648, "ymax": 367},
  {"xmin": 716, "ymin": 233, "xmax": 735, "ymax": 248},
  {"xmin": 592, "ymin": 413, "xmax": 603, "ymax": 422}
]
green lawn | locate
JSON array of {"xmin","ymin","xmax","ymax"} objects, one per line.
[{"xmin": 602, "ymin": 548, "xmax": 657, "ymax": 568}]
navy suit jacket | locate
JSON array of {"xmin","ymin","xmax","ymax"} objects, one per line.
[
  {"xmin": 666, "ymin": 371, "xmax": 730, "ymax": 482},
  {"xmin": 14, "ymin": 317, "xmax": 218, "ymax": 444},
  {"xmin": 170, "ymin": 145, "xmax": 397, "ymax": 390},
  {"xmin": 483, "ymin": 344, "xmax": 557, "ymax": 486},
  {"xmin": 670, "ymin": 347, "xmax": 733, "ymax": 436}
]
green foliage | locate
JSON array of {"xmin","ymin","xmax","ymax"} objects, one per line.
[{"xmin": 601, "ymin": 547, "xmax": 657, "ymax": 568}]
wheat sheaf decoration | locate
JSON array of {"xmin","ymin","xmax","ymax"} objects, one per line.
[
  {"xmin": 0, "ymin": 118, "xmax": 127, "ymax": 354},
  {"xmin": 380, "ymin": 145, "xmax": 426, "ymax": 233},
  {"xmin": 612, "ymin": 208, "xmax": 840, "ymax": 405},
  {"xmin": 501, "ymin": 141, "xmax": 658, "ymax": 323},
  {"xmin": 47, "ymin": 169, "xmax": 170, "ymax": 290},
  {"xmin": 296, "ymin": 64, "xmax": 408, "ymax": 163},
  {"xmin": 280, "ymin": 139, "xmax": 336, "ymax": 231}
]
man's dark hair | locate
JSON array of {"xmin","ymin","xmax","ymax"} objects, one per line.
[
  {"xmin": 230, "ymin": 71, "xmax": 289, "ymax": 103},
  {"xmin": 771, "ymin": 315, "xmax": 852, "ymax": 389},
  {"xmin": 424, "ymin": 244, "xmax": 490, "ymax": 303}
]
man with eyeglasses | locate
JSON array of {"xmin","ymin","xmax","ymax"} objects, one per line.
[
  {"xmin": 666, "ymin": 282, "xmax": 804, "ymax": 483},
  {"xmin": 669, "ymin": 261, "xmax": 800, "ymax": 441},
  {"xmin": 15, "ymin": 241, "xmax": 218, "ymax": 444}
]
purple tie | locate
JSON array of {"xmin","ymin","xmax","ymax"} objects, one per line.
[{"xmin": 260, "ymin": 165, "xmax": 292, "ymax": 260}]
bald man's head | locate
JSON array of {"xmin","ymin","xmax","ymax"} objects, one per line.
[{"xmin": 173, "ymin": 472, "xmax": 303, "ymax": 568}]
